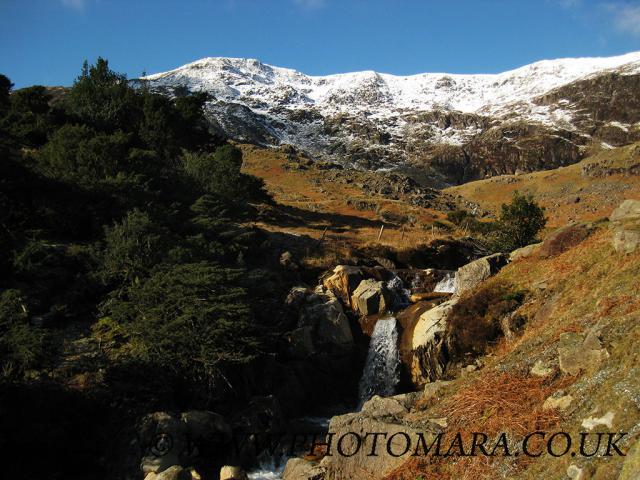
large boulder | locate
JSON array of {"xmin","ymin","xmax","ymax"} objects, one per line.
[
  {"xmin": 138, "ymin": 411, "xmax": 231, "ymax": 476},
  {"xmin": 322, "ymin": 393, "xmax": 434, "ymax": 480},
  {"xmin": 410, "ymin": 299, "xmax": 458, "ymax": 386},
  {"xmin": 557, "ymin": 331, "xmax": 609, "ymax": 376},
  {"xmin": 455, "ymin": 253, "xmax": 508, "ymax": 295},
  {"xmin": 282, "ymin": 458, "xmax": 324, "ymax": 480},
  {"xmin": 287, "ymin": 287, "xmax": 354, "ymax": 354},
  {"xmin": 539, "ymin": 223, "xmax": 595, "ymax": 258},
  {"xmin": 351, "ymin": 279, "xmax": 393, "ymax": 316},
  {"xmin": 322, "ymin": 265, "xmax": 365, "ymax": 308},
  {"xmin": 509, "ymin": 242, "xmax": 541, "ymax": 261},
  {"xmin": 610, "ymin": 199, "xmax": 640, "ymax": 254},
  {"xmin": 220, "ymin": 465, "xmax": 248, "ymax": 480}
]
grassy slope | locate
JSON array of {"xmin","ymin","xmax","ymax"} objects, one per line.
[
  {"xmin": 239, "ymin": 144, "xmax": 451, "ymax": 261},
  {"xmin": 445, "ymin": 142, "xmax": 640, "ymax": 228}
]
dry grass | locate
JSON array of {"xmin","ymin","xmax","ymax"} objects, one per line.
[{"xmin": 445, "ymin": 142, "xmax": 640, "ymax": 229}]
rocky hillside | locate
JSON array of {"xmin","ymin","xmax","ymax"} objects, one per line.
[{"xmin": 143, "ymin": 52, "xmax": 640, "ymax": 187}]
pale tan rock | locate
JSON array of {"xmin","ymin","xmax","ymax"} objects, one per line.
[
  {"xmin": 220, "ymin": 465, "xmax": 248, "ymax": 480},
  {"xmin": 543, "ymin": 394, "xmax": 573, "ymax": 411},
  {"xmin": 581, "ymin": 411, "xmax": 615, "ymax": 430},
  {"xmin": 530, "ymin": 359, "xmax": 554, "ymax": 377}
]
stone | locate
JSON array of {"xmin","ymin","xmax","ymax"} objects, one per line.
[
  {"xmin": 530, "ymin": 360, "xmax": 554, "ymax": 377},
  {"xmin": 322, "ymin": 410, "xmax": 430, "ymax": 480},
  {"xmin": 351, "ymin": 279, "xmax": 392, "ymax": 316},
  {"xmin": 581, "ymin": 411, "xmax": 615, "ymax": 430},
  {"xmin": 610, "ymin": 199, "xmax": 640, "ymax": 224},
  {"xmin": 138, "ymin": 410, "xmax": 231, "ymax": 476},
  {"xmin": 360, "ymin": 393, "xmax": 420, "ymax": 418},
  {"xmin": 499, "ymin": 311, "xmax": 526, "ymax": 343},
  {"xmin": 410, "ymin": 299, "xmax": 458, "ymax": 386},
  {"xmin": 220, "ymin": 466, "xmax": 248, "ymax": 480},
  {"xmin": 611, "ymin": 227, "xmax": 640, "ymax": 254},
  {"xmin": 282, "ymin": 458, "xmax": 324, "ymax": 480},
  {"xmin": 567, "ymin": 464, "xmax": 586, "ymax": 480},
  {"xmin": 374, "ymin": 256, "xmax": 396, "ymax": 270},
  {"xmin": 539, "ymin": 223, "xmax": 594, "ymax": 258},
  {"xmin": 287, "ymin": 326, "xmax": 315, "ymax": 357},
  {"xmin": 155, "ymin": 466, "xmax": 191, "ymax": 480},
  {"xmin": 299, "ymin": 294, "xmax": 354, "ymax": 350},
  {"xmin": 421, "ymin": 380, "xmax": 453, "ymax": 404},
  {"xmin": 455, "ymin": 253, "xmax": 509, "ymax": 295},
  {"xmin": 543, "ymin": 394, "xmax": 573, "ymax": 411},
  {"xmin": 279, "ymin": 251, "xmax": 299, "ymax": 270},
  {"xmin": 558, "ymin": 332, "xmax": 609, "ymax": 376},
  {"xmin": 509, "ymin": 242, "xmax": 541, "ymax": 261},
  {"xmin": 323, "ymin": 265, "xmax": 364, "ymax": 308},
  {"xmin": 619, "ymin": 437, "xmax": 640, "ymax": 480}
]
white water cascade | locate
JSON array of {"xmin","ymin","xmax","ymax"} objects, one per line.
[
  {"xmin": 357, "ymin": 317, "xmax": 401, "ymax": 408},
  {"xmin": 433, "ymin": 271, "xmax": 457, "ymax": 294}
]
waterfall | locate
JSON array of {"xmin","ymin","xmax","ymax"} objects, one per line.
[
  {"xmin": 358, "ymin": 317, "xmax": 400, "ymax": 408},
  {"xmin": 434, "ymin": 271, "xmax": 457, "ymax": 294}
]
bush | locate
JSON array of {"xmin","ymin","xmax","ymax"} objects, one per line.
[
  {"xmin": 97, "ymin": 262, "xmax": 261, "ymax": 379},
  {"xmin": 0, "ymin": 289, "xmax": 49, "ymax": 376},
  {"xmin": 492, "ymin": 191, "xmax": 546, "ymax": 251},
  {"xmin": 446, "ymin": 281, "xmax": 526, "ymax": 359}
]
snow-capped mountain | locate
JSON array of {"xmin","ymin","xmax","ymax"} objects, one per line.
[{"xmin": 143, "ymin": 52, "xmax": 640, "ymax": 186}]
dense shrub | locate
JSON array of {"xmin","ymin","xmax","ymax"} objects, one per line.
[
  {"xmin": 492, "ymin": 191, "xmax": 546, "ymax": 251},
  {"xmin": 446, "ymin": 280, "xmax": 526, "ymax": 359}
]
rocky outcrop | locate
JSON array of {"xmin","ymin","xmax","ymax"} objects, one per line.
[
  {"xmin": 286, "ymin": 287, "xmax": 354, "ymax": 355},
  {"xmin": 455, "ymin": 253, "xmax": 509, "ymax": 295},
  {"xmin": 322, "ymin": 393, "xmax": 433, "ymax": 480},
  {"xmin": 539, "ymin": 223, "xmax": 595, "ymax": 258},
  {"xmin": 609, "ymin": 199, "xmax": 640, "ymax": 254},
  {"xmin": 410, "ymin": 299, "xmax": 458, "ymax": 387}
]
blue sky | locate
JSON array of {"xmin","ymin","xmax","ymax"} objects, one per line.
[{"xmin": 1, "ymin": 0, "xmax": 640, "ymax": 88}]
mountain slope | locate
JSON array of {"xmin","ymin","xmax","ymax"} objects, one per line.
[{"xmin": 143, "ymin": 53, "xmax": 640, "ymax": 187}]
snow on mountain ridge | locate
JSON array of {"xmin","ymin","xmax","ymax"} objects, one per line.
[{"xmin": 144, "ymin": 51, "xmax": 640, "ymax": 115}]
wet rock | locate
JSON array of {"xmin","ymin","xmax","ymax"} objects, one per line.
[
  {"xmin": 558, "ymin": 331, "xmax": 609, "ymax": 376},
  {"xmin": 539, "ymin": 223, "xmax": 594, "ymax": 258},
  {"xmin": 220, "ymin": 466, "xmax": 248, "ymax": 480},
  {"xmin": 455, "ymin": 253, "xmax": 508, "ymax": 295},
  {"xmin": 286, "ymin": 326, "xmax": 315, "ymax": 357}
]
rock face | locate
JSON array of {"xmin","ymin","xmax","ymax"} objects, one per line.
[
  {"xmin": 322, "ymin": 393, "xmax": 432, "ymax": 480},
  {"xmin": 619, "ymin": 437, "xmax": 640, "ymax": 480},
  {"xmin": 287, "ymin": 287, "xmax": 354, "ymax": 355},
  {"xmin": 144, "ymin": 54, "xmax": 640, "ymax": 187},
  {"xmin": 539, "ymin": 223, "xmax": 595, "ymax": 258},
  {"xmin": 455, "ymin": 253, "xmax": 509, "ymax": 295},
  {"xmin": 410, "ymin": 299, "xmax": 458, "ymax": 387},
  {"xmin": 609, "ymin": 199, "xmax": 640, "ymax": 254}
]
